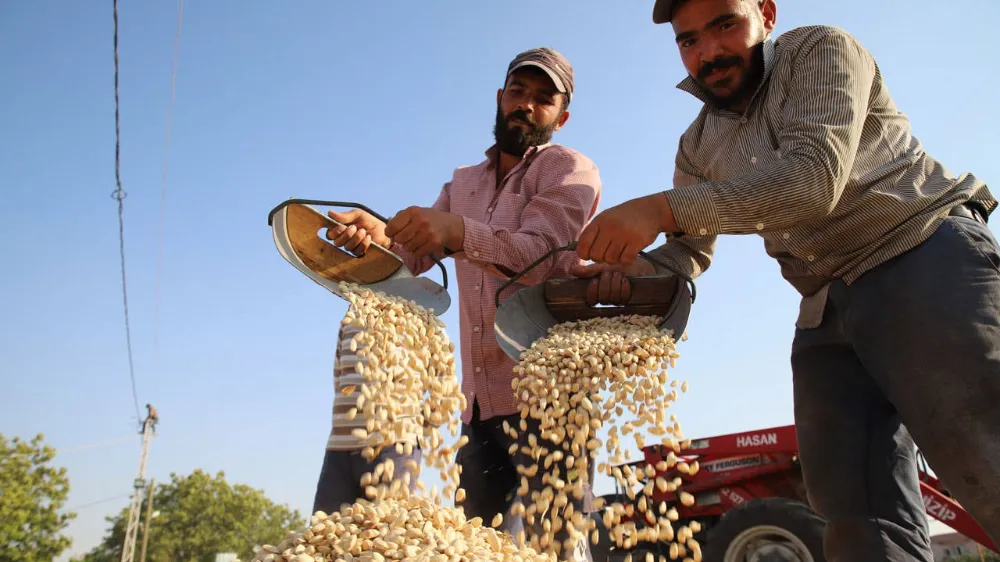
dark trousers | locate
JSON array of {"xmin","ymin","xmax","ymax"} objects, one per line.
[
  {"xmin": 792, "ymin": 213, "xmax": 1000, "ymax": 561},
  {"xmin": 312, "ymin": 444, "xmax": 421, "ymax": 514},
  {"xmin": 457, "ymin": 401, "xmax": 595, "ymax": 561}
]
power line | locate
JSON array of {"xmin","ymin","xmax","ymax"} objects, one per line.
[
  {"xmin": 57, "ymin": 434, "xmax": 137, "ymax": 455},
  {"xmin": 111, "ymin": 0, "xmax": 141, "ymax": 423},
  {"xmin": 64, "ymin": 493, "xmax": 132, "ymax": 512},
  {"xmin": 153, "ymin": 0, "xmax": 184, "ymax": 366},
  {"xmin": 0, "ymin": 435, "xmax": 133, "ymax": 458}
]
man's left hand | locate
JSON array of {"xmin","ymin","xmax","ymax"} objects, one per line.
[
  {"xmin": 577, "ymin": 193, "xmax": 675, "ymax": 266},
  {"xmin": 385, "ymin": 206, "xmax": 464, "ymax": 258}
]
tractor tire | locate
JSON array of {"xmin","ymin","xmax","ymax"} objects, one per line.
[{"xmin": 702, "ymin": 497, "xmax": 827, "ymax": 562}]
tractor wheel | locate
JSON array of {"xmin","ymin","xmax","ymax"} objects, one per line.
[{"xmin": 703, "ymin": 497, "xmax": 826, "ymax": 562}]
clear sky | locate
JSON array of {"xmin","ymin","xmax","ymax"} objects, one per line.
[{"xmin": 1, "ymin": 0, "xmax": 997, "ymax": 559}]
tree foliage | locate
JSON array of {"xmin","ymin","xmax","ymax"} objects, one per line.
[
  {"xmin": 83, "ymin": 469, "xmax": 304, "ymax": 562},
  {"xmin": 946, "ymin": 550, "xmax": 1000, "ymax": 562},
  {"xmin": 0, "ymin": 433, "xmax": 76, "ymax": 562},
  {"xmin": 948, "ymin": 551, "xmax": 1000, "ymax": 562}
]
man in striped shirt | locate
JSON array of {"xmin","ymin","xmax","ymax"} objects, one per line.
[
  {"xmin": 572, "ymin": 0, "xmax": 999, "ymax": 560},
  {"xmin": 324, "ymin": 48, "xmax": 601, "ymax": 561}
]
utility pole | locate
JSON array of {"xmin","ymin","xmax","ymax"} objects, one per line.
[
  {"xmin": 138, "ymin": 478, "xmax": 156, "ymax": 562},
  {"xmin": 121, "ymin": 405, "xmax": 158, "ymax": 562}
]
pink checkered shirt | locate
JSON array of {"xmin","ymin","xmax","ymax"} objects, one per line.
[{"xmin": 391, "ymin": 143, "xmax": 602, "ymax": 423}]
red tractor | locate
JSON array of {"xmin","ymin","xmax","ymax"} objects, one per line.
[{"xmin": 588, "ymin": 424, "xmax": 996, "ymax": 561}]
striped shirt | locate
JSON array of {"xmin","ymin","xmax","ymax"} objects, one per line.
[
  {"xmin": 391, "ymin": 143, "xmax": 602, "ymax": 422},
  {"xmin": 326, "ymin": 321, "xmax": 418, "ymax": 450},
  {"xmin": 646, "ymin": 25, "xmax": 996, "ymax": 328}
]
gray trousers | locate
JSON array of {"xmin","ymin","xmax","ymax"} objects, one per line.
[
  {"xmin": 792, "ymin": 213, "xmax": 1000, "ymax": 561},
  {"xmin": 312, "ymin": 445, "xmax": 421, "ymax": 514},
  {"xmin": 457, "ymin": 401, "xmax": 594, "ymax": 562}
]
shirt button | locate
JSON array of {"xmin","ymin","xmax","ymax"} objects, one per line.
[
  {"xmin": 807, "ymin": 255, "xmax": 815, "ymax": 262},
  {"xmin": 475, "ymin": 367, "xmax": 482, "ymax": 373},
  {"xmin": 782, "ymin": 233, "xmax": 790, "ymax": 240},
  {"xmin": 473, "ymin": 251, "xmax": 480, "ymax": 258},
  {"xmin": 755, "ymin": 223, "xmax": 764, "ymax": 230},
  {"xmin": 473, "ymin": 326, "xmax": 481, "ymax": 332},
  {"xmin": 750, "ymin": 156, "xmax": 757, "ymax": 164},
  {"xmin": 474, "ymin": 284, "xmax": 481, "ymax": 291},
  {"xmin": 698, "ymin": 228, "xmax": 708, "ymax": 235},
  {"xmin": 740, "ymin": 117, "xmax": 748, "ymax": 124},
  {"xmin": 487, "ymin": 207, "xmax": 493, "ymax": 213},
  {"xmin": 462, "ymin": 258, "xmax": 469, "ymax": 263}
]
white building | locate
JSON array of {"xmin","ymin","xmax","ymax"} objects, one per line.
[{"xmin": 931, "ymin": 531, "xmax": 989, "ymax": 561}]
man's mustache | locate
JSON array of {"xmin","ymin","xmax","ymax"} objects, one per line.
[
  {"xmin": 698, "ymin": 56, "xmax": 742, "ymax": 81},
  {"xmin": 506, "ymin": 110, "xmax": 535, "ymax": 127}
]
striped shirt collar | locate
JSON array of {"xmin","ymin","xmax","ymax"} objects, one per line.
[
  {"xmin": 484, "ymin": 142, "xmax": 552, "ymax": 171},
  {"xmin": 676, "ymin": 38, "xmax": 777, "ymax": 114}
]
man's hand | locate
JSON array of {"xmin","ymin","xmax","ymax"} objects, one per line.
[
  {"xmin": 577, "ymin": 193, "xmax": 676, "ymax": 266},
  {"xmin": 326, "ymin": 209, "xmax": 389, "ymax": 255},
  {"xmin": 385, "ymin": 206, "xmax": 464, "ymax": 259},
  {"xmin": 570, "ymin": 259, "xmax": 655, "ymax": 307}
]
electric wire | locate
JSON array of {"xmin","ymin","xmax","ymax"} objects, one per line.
[
  {"xmin": 56, "ymin": 434, "xmax": 137, "ymax": 455},
  {"xmin": 153, "ymin": 0, "xmax": 184, "ymax": 365},
  {"xmin": 111, "ymin": 0, "xmax": 141, "ymax": 423},
  {"xmin": 64, "ymin": 493, "xmax": 132, "ymax": 512}
]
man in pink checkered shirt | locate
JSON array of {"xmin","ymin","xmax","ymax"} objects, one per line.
[{"xmin": 326, "ymin": 47, "xmax": 601, "ymax": 561}]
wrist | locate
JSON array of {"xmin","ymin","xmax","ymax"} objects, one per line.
[{"xmin": 446, "ymin": 214, "xmax": 465, "ymax": 251}]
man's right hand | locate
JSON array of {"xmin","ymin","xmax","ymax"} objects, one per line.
[
  {"xmin": 569, "ymin": 259, "xmax": 655, "ymax": 306},
  {"xmin": 326, "ymin": 209, "xmax": 391, "ymax": 255}
]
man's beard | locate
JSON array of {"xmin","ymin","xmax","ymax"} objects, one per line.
[
  {"xmin": 493, "ymin": 106, "xmax": 559, "ymax": 157},
  {"xmin": 696, "ymin": 42, "xmax": 765, "ymax": 110}
]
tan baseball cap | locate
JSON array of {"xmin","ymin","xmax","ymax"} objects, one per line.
[{"xmin": 506, "ymin": 47, "xmax": 575, "ymax": 104}]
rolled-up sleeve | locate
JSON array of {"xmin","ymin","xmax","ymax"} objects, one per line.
[
  {"xmin": 665, "ymin": 27, "xmax": 877, "ymax": 236},
  {"xmin": 646, "ymin": 139, "xmax": 716, "ymax": 280},
  {"xmin": 463, "ymin": 150, "xmax": 601, "ymax": 285}
]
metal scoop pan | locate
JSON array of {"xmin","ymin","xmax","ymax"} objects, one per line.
[
  {"xmin": 268, "ymin": 199, "xmax": 451, "ymax": 316},
  {"xmin": 493, "ymin": 242, "xmax": 696, "ymax": 359}
]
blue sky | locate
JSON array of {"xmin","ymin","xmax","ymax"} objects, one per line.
[{"xmin": 1, "ymin": 0, "xmax": 997, "ymax": 558}]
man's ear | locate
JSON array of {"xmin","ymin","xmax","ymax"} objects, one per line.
[
  {"xmin": 760, "ymin": 0, "xmax": 777, "ymax": 34},
  {"xmin": 496, "ymin": 88, "xmax": 504, "ymax": 106},
  {"xmin": 554, "ymin": 108, "xmax": 571, "ymax": 131}
]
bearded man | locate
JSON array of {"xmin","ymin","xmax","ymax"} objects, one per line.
[
  {"xmin": 325, "ymin": 47, "xmax": 602, "ymax": 561},
  {"xmin": 570, "ymin": 1, "xmax": 999, "ymax": 560}
]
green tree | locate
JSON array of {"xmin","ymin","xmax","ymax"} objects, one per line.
[
  {"xmin": 948, "ymin": 551, "xmax": 1000, "ymax": 562},
  {"xmin": 0, "ymin": 433, "xmax": 76, "ymax": 562},
  {"xmin": 947, "ymin": 550, "xmax": 1000, "ymax": 562},
  {"xmin": 83, "ymin": 469, "xmax": 304, "ymax": 562}
]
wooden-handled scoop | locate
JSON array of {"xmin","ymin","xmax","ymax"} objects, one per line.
[
  {"xmin": 492, "ymin": 242, "xmax": 696, "ymax": 360},
  {"xmin": 268, "ymin": 199, "xmax": 451, "ymax": 315},
  {"xmin": 542, "ymin": 276, "xmax": 683, "ymax": 322}
]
